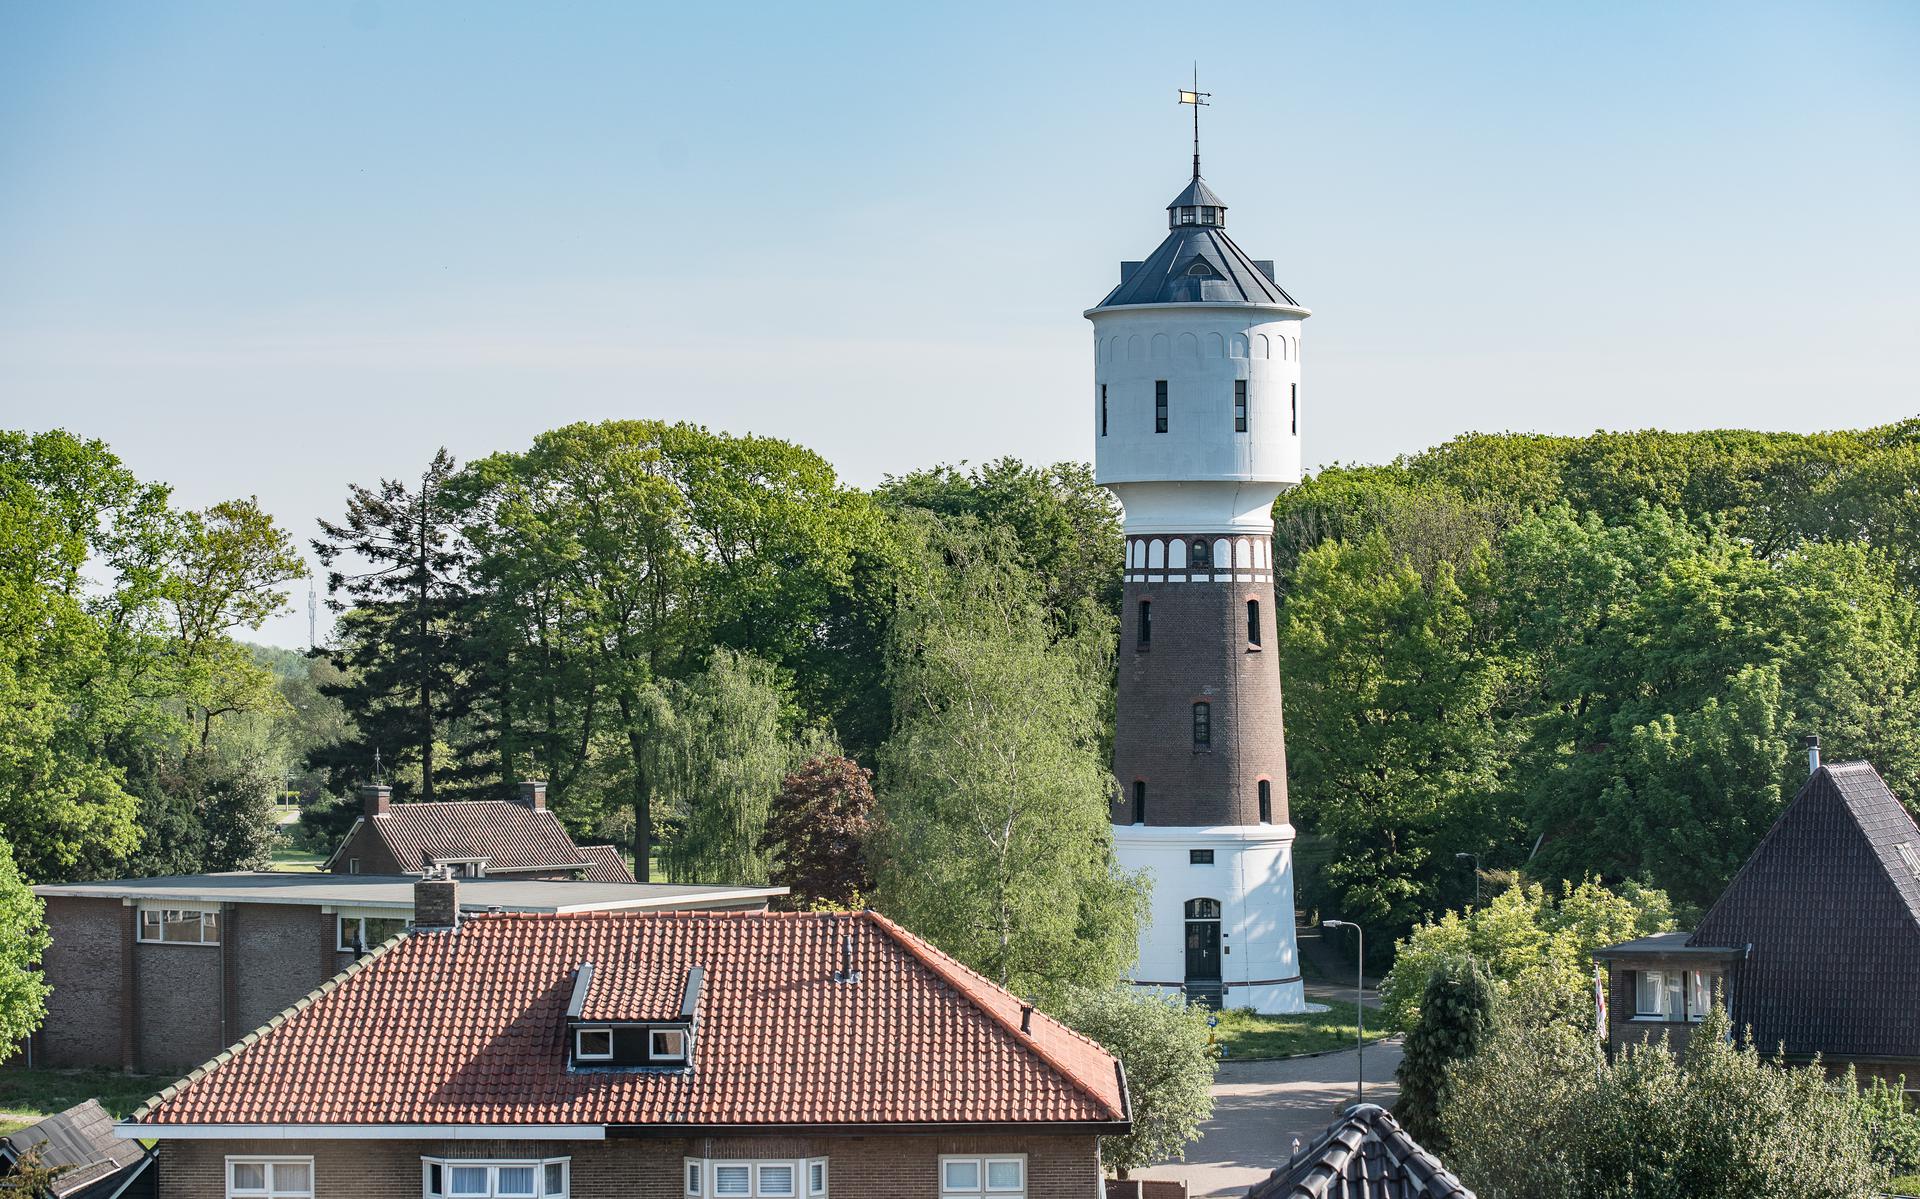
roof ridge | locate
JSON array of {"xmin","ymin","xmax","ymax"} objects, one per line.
[
  {"xmin": 131, "ymin": 930, "xmax": 409, "ymax": 1122},
  {"xmin": 863, "ymin": 910, "xmax": 1126, "ymax": 1121}
]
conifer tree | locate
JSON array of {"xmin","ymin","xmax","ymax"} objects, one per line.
[{"xmin": 1393, "ymin": 954, "xmax": 1494, "ymax": 1151}]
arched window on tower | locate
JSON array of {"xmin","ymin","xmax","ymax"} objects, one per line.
[
  {"xmin": 1191, "ymin": 539, "xmax": 1209, "ymax": 570},
  {"xmin": 1258, "ymin": 779, "xmax": 1272, "ymax": 824},
  {"xmin": 1247, "ymin": 599, "xmax": 1261, "ymax": 647},
  {"xmin": 1137, "ymin": 600, "xmax": 1151, "ymax": 648},
  {"xmin": 1133, "ymin": 780, "xmax": 1147, "ymax": 825},
  {"xmin": 1192, "ymin": 701, "xmax": 1211, "ymax": 747}
]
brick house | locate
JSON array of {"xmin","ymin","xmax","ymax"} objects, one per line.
[
  {"xmin": 27, "ymin": 873, "xmax": 782, "ymax": 1075},
  {"xmin": 116, "ymin": 893, "xmax": 1130, "ymax": 1199},
  {"xmin": 1597, "ymin": 760, "xmax": 1920, "ymax": 1088},
  {"xmin": 326, "ymin": 783, "xmax": 634, "ymax": 883}
]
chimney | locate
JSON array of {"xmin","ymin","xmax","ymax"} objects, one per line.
[
  {"xmin": 833, "ymin": 931, "xmax": 861, "ymax": 984},
  {"xmin": 1020, "ymin": 1002, "xmax": 1033, "ymax": 1035},
  {"xmin": 1804, "ymin": 734, "xmax": 1821, "ymax": 777},
  {"xmin": 413, "ymin": 872, "xmax": 459, "ymax": 930},
  {"xmin": 361, "ymin": 783, "xmax": 391, "ymax": 818},
  {"xmin": 516, "ymin": 780, "xmax": 548, "ymax": 811}
]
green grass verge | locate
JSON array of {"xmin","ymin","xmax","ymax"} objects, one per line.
[
  {"xmin": 268, "ymin": 844, "xmax": 324, "ymax": 872},
  {"xmin": 0, "ymin": 1067, "xmax": 170, "ymax": 1123},
  {"xmin": 1209, "ymin": 999, "xmax": 1392, "ymax": 1062},
  {"xmin": 1886, "ymin": 1175, "xmax": 1920, "ymax": 1197}
]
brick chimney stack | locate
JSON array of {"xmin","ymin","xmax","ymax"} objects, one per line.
[
  {"xmin": 361, "ymin": 784, "xmax": 391, "ymax": 818},
  {"xmin": 413, "ymin": 872, "xmax": 459, "ymax": 930},
  {"xmin": 517, "ymin": 780, "xmax": 548, "ymax": 811}
]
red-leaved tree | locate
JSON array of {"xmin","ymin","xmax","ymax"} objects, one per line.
[{"xmin": 759, "ymin": 756, "xmax": 875, "ymax": 910}]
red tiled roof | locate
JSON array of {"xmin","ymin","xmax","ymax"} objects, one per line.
[
  {"xmin": 575, "ymin": 843, "xmax": 636, "ymax": 883},
  {"xmin": 363, "ymin": 801, "xmax": 597, "ymax": 874},
  {"xmin": 134, "ymin": 910, "xmax": 1127, "ymax": 1130}
]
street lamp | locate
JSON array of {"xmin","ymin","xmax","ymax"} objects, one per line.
[
  {"xmin": 1456, "ymin": 852, "xmax": 1481, "ymax": 906},
  {"xmin": 1321, "ymin": 919, "xmax": 1365, "ymax": 1105}
]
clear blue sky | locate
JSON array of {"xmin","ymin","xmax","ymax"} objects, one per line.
[{"xmin": 2, "ymin": 1, "xmax": 1916, "ymax": 647}]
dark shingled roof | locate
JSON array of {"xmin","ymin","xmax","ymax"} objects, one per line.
[
  {"xmin": 1690, "ymin": 761, "xmax": 1920, "ymax": 1060},
  {"xmin": 1092, "ymin": 176, "xmax": 1300, "ymax": 310},
  {"xmin": 1246, "ymin": 1104, "xmax": 1473, "ymax": 1198},
  {"xmin": 0, "ymin": 1100, "xmax": 153, "ymax": 1199},
  {"xmin": 575, "ymin": 843, "xmax": 634, "ymax": 884},
  {"xmin": 328, "ymin": 800, "xmax": 634, "ymax": 881},
  {"xmin": 1168, "ymin": 176, "xmax": 1227, "ymax": 210}
]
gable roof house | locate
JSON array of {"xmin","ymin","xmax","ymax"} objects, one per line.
[
  {"xmin": 118, "ymin": 887, "xmax": 1130, "ymax": 1199},
  {"xmin": 327, "ymin": 782, "xmax": 635, "ymax": 882},
  {"xmin": 1597, "ymin": 759, "xmax": 1920, "ymax": 1088}
]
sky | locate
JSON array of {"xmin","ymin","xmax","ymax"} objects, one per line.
[{"xmin": 2, "ymin": 1, "xmax": 1917, "ymax": 648}]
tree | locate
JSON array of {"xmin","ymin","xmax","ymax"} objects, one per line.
[
  {"xmin": 311, "ymin": 448, "xmax": 471, "ymax": 803},
  {"xmin": 0, "ymin": 1144, "xmax": 67, "ymax": 1197},
  {"xmin": 0, "ymin": 832, "xmax": 50, "ymax": 1056},
  {"xmin": 1050, "ymin": 987, "xmax": 1216, "ymax": 1177},
  {"xmin": 759, "ymin": 755, "xmax": 875, "ymax": 909},
  {"xmin": 648, "ymin": 648, "xmax": 799, "ymax": 885},
  {"xmin": 872, "ymin": 520, "xmax": 1145, "ymax": 1001},
  {"xmin": 1442, "ymin": 1004, "xmax": 1880, "ymax": 1198},
  {"xmin": 1379, "ymin": 878, "xmax": 1672, "ymax": 1033},
  {"xmin": 1393, "ymin": 955, "xmax": 1494, "ymax": 1152},
  {"xmin": 1279, "ymin": 530, "xmax": 1512, "ymax": 943}
]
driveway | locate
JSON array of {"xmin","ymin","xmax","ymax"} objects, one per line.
[{"xmin": 1130, "ymin": 1038, "xmax": 1404, "ymax": 1198}]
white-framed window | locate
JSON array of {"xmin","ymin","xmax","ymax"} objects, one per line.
[
  {"xmin": 422, "ymin": 1157, "xmax": 568, "ymax": 1198},
  {"xmin": 940, "ymin": 1155, "xmax": 1025, "ymax": 1199},
  {"xmin": 575, "ymin": 1027, "xmax": 613, "ymax": 1061},
  {"xmin": 1634, "ymin": 969, "xmax": 1716, "ymax": 1022},
  {"xmin": 686, "ymin": 1159, "xmax": 825, "ymax": 1198},
  {"xmin": 651, "ymin": 1027, "xmax": 687, "ymax": 1061},
  {"xmin": 433, "ymin": 858, "xmax": 488, "ymax": 878},
  {"xmin": 348, "ymin": 856, "xmax": 362, "ymax": 874},
  {"xmin": 140, "ymin": 906, "xmax": 221, "ymax": 946},
  {"xmin": 337, "ymin": 914, "xmax": 408, "ymax": 952},
  {"xmin": 227, "ymin": 1156, "xmax": 312, "ymax": 1198},
  {"xmin": 1686, "ymin": 969, "xmax": 1713, "ymax": 1022}
]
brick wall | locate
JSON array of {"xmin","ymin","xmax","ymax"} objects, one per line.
[
  {"xmin": 231, "ymin": 903, "xmax": 339, "ymax": 1034},
  {"xmin": 157, "ymin": 1131, "xmax": 1103, "ymax": 1198},
  {"xmin": 1604, "ymin": 954, "xmax": 1730, "ymax": 1061},
  {"xmin": 34, "ymin": 896, "xmax": 127, "ymax": 1069},
  {"xmin": 133, "ymin": 915, "xmax": 226, "ymax": 1073},
  {"xmin": 329, "ymin": 821, "xmax": 405, "ymax": 875},
  {"xmin": 1114, "ymin": 573, "xmax": 1288, "ymax": 828}
]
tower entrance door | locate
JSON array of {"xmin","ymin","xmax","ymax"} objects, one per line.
[{"xmin": 1184, "ymin": 898, "xmax": 1223, "ymax": 1008}]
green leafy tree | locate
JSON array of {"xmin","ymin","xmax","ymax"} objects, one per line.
[
  {"xmin": 759, "ymin": 755, "xmax": 875, "ymax": 909},
  {"xmin": 0, "ymin": 832, "xmax": 50, "ymax": 1055},
  {"xmin": 648, "ymin": 648, "xmax": 800, "ymax": 885},
  {"xmin": 1393, "ymin": 955, "xmax": 1494, "ymax": 1152},
  {"xmin": 1380, "ymin": 878, "xmax": 1672, "ymax": 1033},
  {"xmin": 1852, "ymin": 1074, "xmax": 1920, "ymax": 1181},
  {"xmin": 0, "ymin": 1143, "xmax": 67, "ymax": 1197},
  {"xmin": 1280, "ymin": 530, "xmax": 1512, "ymax": 942},
  {"xmin": 1443, "ymin": 1004, "xmax": 1880, "ymax": 1199},
  {"xmin": 872, "ymin": 520, "xmax": 1145, "ymax": 999},
  {"xmin": 1050, "ymin": 986, "xmax": 1216, "ymax": 1177}
]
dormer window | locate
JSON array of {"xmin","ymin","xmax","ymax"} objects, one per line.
[
  {"xmin": 566, "ymin": 962, "xmax": 702, "ymax": 1070},
  {"xmin": 651, "ymin": 1028, "xmax": 687, "ymax": 1061},
  {"xmin": 1185, "ymin": 260, "xmax": 1214, "ymax": 277},
  {"xmin": 574, "ymin": 1028, "xmax": 613, "ymax": 1061}
]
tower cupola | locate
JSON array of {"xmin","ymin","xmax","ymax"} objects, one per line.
[{"xmin": 1168, "ymin": 176, "xmax": 1227, "ymax": 228}]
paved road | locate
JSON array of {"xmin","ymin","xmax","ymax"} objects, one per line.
[{"xmin": 1131, "ymin": 1038, "xmax": 1404, "ymax": 1198}]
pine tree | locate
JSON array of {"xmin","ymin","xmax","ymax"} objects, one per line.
[{"xmin": 1393, "ymin": 954, "xmax": 1495, "ymax": 1151}]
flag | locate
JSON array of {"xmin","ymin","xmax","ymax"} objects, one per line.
[
  {"xmin": 1179, "ymin": 90, "xmax": 1204, "ymax": 105},
  {"xmin": 1594, "ymin": 966, "xmax": 1609, "ymax": 1041}
]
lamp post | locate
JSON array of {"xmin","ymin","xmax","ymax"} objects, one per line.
[
  {"xmin": 1321, "ymin": 919, "xmax": 1365, "ymax": 1105},
  {"xmin": 1455, "ymin": 852, "xmax": 1481, "ymax": 906}
]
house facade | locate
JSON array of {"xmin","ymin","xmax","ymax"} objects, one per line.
[
  {"xmin": 118, "ymin": 898, "xmax": 1129, "ymax": 1198},
  {"xmin": 326, "ymin": 782, "xmax": 634, "ymax": 882},
  {"xmin": 28, "ymin": 873, "xmax": 782, "ymax": 1075},
  {"xmin": 1598, "ymin": 760, "xmax": 1920, "ymax": 1088}
]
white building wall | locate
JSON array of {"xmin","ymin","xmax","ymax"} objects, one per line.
[{"xmin": 1113, "ymin": 823, "xmax": 1307, "ymax": 1014}]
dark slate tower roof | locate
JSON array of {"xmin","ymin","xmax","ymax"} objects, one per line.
[
  {"xmin": 1093, "ymin": 177, "xmax": 1300, "ymax": 310},
  {"xmin": 1691, "ymin": 761, "xmax": 1920, "ymax": 1060},
  {"xmin": 1247, "ymin": 1104, "xmax": 1474, "ymax": 1199}
]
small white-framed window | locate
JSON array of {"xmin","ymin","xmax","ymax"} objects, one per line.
[
  {"xmin": 687, "ymin": 1160, "xmax": 824, "ymax": 1198},
  {"xmin": 337, "ymin": 914, "xmax": 408, "ymax": 952},
  {"xmin": 940, "ymin": 1155, "xmax": 1025, "ymax": 1198},
  {"xmin": 1686, "ymin": 970, "xmax": 1713, "ymax": 1023},
  {"xmin": 575, "ymin": 1028, "xmax": 613, "ymax": 1061},
  {"xmin": 434, "ymin": 858, "xmax": 488, "ymax": 878},
  {"xmin": 140, "ymin": 906, "xmax": 221, "ymax": 946},
  {"xmin": 651, "ymin": 1027, "xmax": 687, "ymax": 1061},
  {"xmin": 423, "ymin": 1157, "xmax": 569, "ymax": 1198},
  {"xmin": 228, "ymin": 1156, "xmax": 313, "ymax": 1199},
  {"xmin": 349, "ymin": 856, "xmax": 362, "ymax": 874}
]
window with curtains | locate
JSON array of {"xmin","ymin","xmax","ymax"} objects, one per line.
[
  {"xmin": 423, "ymin": 1158, "xmax": 569, "ymax": 1198},
  {"xmin": 228, "ymin": 1158, "xmax": 312, "ymax": 1199},
  {"xmin": 685, "ymin": 1159, "xmax": 825, "ymax": 1198},
  {"xmin": 940, "ymin": 1156, "xmax": 1025, "ymax": 1199},
  {"xmin": 139, "ymin": 907, "xmax": 220, "ymax": 945},
  {"xmin": 1633, "ymin": 969, "xmax": 1716, "ymax": 1022}
]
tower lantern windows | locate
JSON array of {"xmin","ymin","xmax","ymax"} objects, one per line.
[
  {"xmin": 1192, "ymin": 702, "xmax": 1211, "ymax": 748},
  {"xmin": 1155, "ymin": 382, "xmax": 1169, "ymax": 433}
]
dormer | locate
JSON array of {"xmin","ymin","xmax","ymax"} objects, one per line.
[{"xmin": 564, "ymin": 961, "xmax": 703, "ymax": 1072}]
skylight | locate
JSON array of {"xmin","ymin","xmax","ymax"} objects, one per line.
[{"xmin": 1896, "ymin": 841, "xmax": 1920, "ymax": 881}]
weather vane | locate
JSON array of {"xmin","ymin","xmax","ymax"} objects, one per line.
[{"xmin": 1178, "ymin": 64, "xmax": 1210, "ymax": 180}]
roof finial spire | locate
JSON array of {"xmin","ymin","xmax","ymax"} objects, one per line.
[{"xmin": 1178, "ymin": 65, "xmax": 1210, "ymax": 181}]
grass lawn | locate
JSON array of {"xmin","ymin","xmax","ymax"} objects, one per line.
[
  {"xmin": 268, "ymin": 844, "xmax": 324, "ymax": 872},
  {"xmin": 0, "ymin": 1066, "xmax": 169, "ymax": 1133},
  {"xmin": 1209, "ymin": 999, "xmax": 1391, "ymax": 1061}
]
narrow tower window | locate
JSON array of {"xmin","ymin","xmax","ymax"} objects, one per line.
[
  {"xmin": 1258, "ymin": 779, "xmax": 1272, "ymax": 824},
  {"xmin": 1234, "ymin": 380, "xmax": 1248, "ymax": 432},
  {"xmin": 1291, "ymin": 382, "xmax": 1298, "ymax": 435},
  {"xmin": 1133, "ymin": 780, "xmax": 1147, "ymax": 825},
  {"xmin": 1247, "ymin": 598, "xmax": 1261, "ymax": 646},
  {"xmin": 1155, "ymin": 381, "xmax": 1169, "ymax": 433},
  {"xmin": 1100, "ymin": 384, "xmax": 1108, "ymax": 436},
  {"xmin": 1137, "ymin": 600, "xmax": 1152, "ymax": 648},
  {"xmin": 1192, "ymin": 702, "xmax": 1211, "ymax": 747}
]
